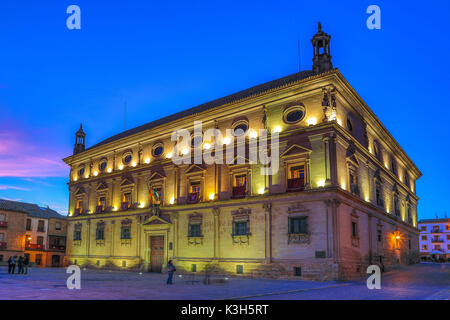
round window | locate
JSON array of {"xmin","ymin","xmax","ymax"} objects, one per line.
[
  {"xmin": 99, "ymin": 161, "xmax": 107, "ymax": 171},
  {"xmin": 78, "ymin": 168, "xmax": 85, "ymax": 176},
  {"xmin": 153, "ymin": 144, "xmax": 164, "ymax": 157},
  {"xmin": 124, "ymin": 155, "xmax": 132, "ymax": 164},
  {"xmin": 283, "ymin": 105, "xmax": 305, "ymax": 124}
]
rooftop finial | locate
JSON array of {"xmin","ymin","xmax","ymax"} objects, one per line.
[{"xmin": 311, "ymin": 22, "xmax": 332, "ymax": 74}]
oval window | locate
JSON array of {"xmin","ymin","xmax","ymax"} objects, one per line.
[
  {"xmin": 191, "ymin": 135, "xmax": 202, "ymax": 147},
  {"xmin": 233, "ymin": 123, "xmax": 248, "ymax": 136},
  {"xmin": 283, "ymin": 105, "xmax": 305, "ymax": 124},
  {"xmin": 153, "ymin": 144, "xmax": 164, "ymax": 157},
  {"xmin": 124, "ymin": 155, "xmax": 132, "ymax": 164},
  {"xmin": 100, "ymin": 161, "xmax": 107, "ymax": 171},
  {"xmin": 347, "ymin": 119, "xmax": 353, "ymax": 132},
  {"xmin": 78, "ymin": 168, "xmax": 85, "ymax": 176}
]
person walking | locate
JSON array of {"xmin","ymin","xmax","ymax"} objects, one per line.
[
  {"xmin": 23, "ymin": 255, "xmax": 29, "ymax": 275},
  {"xmin": 166, "ymin": 260, "xmax": 176, "ymax": 285},
  {"xmin": 17, "ymin": 256, "xmax": 24, "ymax": 274}
]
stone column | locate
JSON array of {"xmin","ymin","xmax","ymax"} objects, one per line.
[
  {"xmin": 305, "ymin": 158, "xmax": 311, "ymax": 189},
  {"xmin": 172, "ymin": 212, "xmax": 179, "ymax": 258},
  {"xmin": 213, "ymin": 207, "xmax": 220, "ymax": 259},
  {"xmin": 136, "ymin": 216, "xmax": 141, "ymax": 263},
  {"xmin": 368, "ymin": 213, "xmax": 373, "ymax": 265},
  {"xmin": 86, "ymin": 219, "xmax": 91, "ymax": 257},
  {"xmin": 110, "ymin": 220, "xmax": 115, "ymax": 257},
  {"xmin": 325, "ymin": 199, "xmax": 341, "ymax": 262},
  {"xmin": 328, "ymin": 133, "xmax": 337, "ymax": 186},
  {"xmin": 263, "ymin": 203, "xmax": 272, "ymax": 264},
  {"xmin": 323, "ymin": 137, "xmax": 331, "ymax": 185}
]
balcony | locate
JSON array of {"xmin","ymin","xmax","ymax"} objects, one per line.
[
  {"xmin": 431, "ymin": 238, "xmax": 444, "ymax": 243},
  {"xmin": 350, "ymin": 183, "xmax": 360, "ymax": 196},
  {"xmin": 0, "ymin": 221, "xmax": 7, "ymax": 228},
  {"xmin": 95, "ymin": 205, "xmax": 104, "ymax": 214},
  {"xmin": 287, "ymin": 178, "xmax": 305, "ymax": 192},
  {"xmin": 431, "ymin": 228, "xmax": 442, "ymax": 233},
  {"xmin": 74, "ymin": 208, "xmax": 83, "ymax": 216},
  {"xmin": 120, "ymin": 202, "xmax": 130, "ymax": 211},
  {"xmin": 48, "ymin": 244, "xmax": 66, "ymax": 251},
  {"xmin": 25, "ymin": 243, "xmax": 44, "ymax": 250},
  {"xmin": 0, "ymin": 242, "xmax": 6, "ymax": 250},
  {"xmin": 231, "ymin": 186, "xmax": 246, "ymax": 198},
  {"xmin": 187, "ymin": 192, "xmax": 200, "ymax": 204}
]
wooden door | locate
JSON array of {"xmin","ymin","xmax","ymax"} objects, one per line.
[
  {"xmin": 150, "ymin": 236, "xmax": 164, "ymax": 273},
  {"xmin": 51, "ymin": 255, "xmax": 60, "ymax": 267}
]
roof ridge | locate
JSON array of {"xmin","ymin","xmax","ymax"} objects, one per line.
[{"xmin": 82, "ymin": 69, "xmax": 326, "ymax": 152}]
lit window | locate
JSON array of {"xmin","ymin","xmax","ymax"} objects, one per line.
[
  {"xmin": 235, "ymin": 174, "xmax": 247, "ymax": 187},
  {"xmin": 150, "ymin": 187, "xmax": 162, "ymax": 205}
]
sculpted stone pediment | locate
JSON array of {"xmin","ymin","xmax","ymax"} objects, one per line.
[
  {"xmin": 281, "ymin": 144, "xmax": 311, "ymax": 158},
  {"xmin": 75, "ymin": 187, "xmax": 86, "ymax": 196},
  {"xmin": 185, "ymin": 164, "xmax": 205, "ymax": 174},
  {"xmin": 96, "ymin": 182, "xmax": 108, "ymax": 191},
  {"xmin": 120, "ymin": 176, "xmax": 134, "ymax": 186},
  {"xmin": 142, "ymin": 215, "xmax": 170, "ymax": 226},
  {"xmin": 227, "ymin": 155, "xmax": 249, "ymax": 166},
  {"xmin": 149, "ymin": 171, "xmax": 166, "ymax": 181}
]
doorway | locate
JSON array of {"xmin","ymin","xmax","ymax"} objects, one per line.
[
  {"xmin": 51, "ymin": 255, "xmax": 60, "ymax": 267},
  {"xmin": 150, "ymin": 236, "xmax": 164, "ymax": 272}
]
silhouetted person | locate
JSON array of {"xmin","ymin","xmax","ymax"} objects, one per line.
[
  {"xmin": 17, "ymin": 256, "xmax": 24, "ymax": 274},
  {"xmin": 8, "ymin": 256, "xmax": 16, "ymax": 274},
  {"xmin": 166, "ymin": 260, "xmax": 176, "ymax": 285},
  {"xmin": 23, "ymin": 255, "xmax": 29, "ymax": 274},
  {"xmin": 7, "ymin": 256, "xmax": 14, "ymax": 274}
]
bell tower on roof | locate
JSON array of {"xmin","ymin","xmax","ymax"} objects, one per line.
[
  {"xmin": 311, "ymin": 22, "xmax": 333, "ymax": 74},
  {"xmin": 73, "ymin": 124, "xmax": 86, "ymax": 155}
]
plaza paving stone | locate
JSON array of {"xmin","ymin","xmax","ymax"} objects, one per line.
[{"xmin": 0, "ymin": 264, "xmax": 448, "ymax": 300}]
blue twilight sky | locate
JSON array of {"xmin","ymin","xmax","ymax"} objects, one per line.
[{"xmin": 0, "ymin": 1, "xmax": 449, "ymax": 218}]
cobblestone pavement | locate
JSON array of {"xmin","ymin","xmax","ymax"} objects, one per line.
[
  {"xmin": 243, "ymin": 263, "xmax": 450, "ymax": 300},
  {"xmin": 0, "ymin": 264, "xmax": 448, "ymax": 300}
]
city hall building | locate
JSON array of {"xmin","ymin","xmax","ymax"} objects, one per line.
[{"xmin": 63, "ymin": 24, "xmax": 421, "ymax": 280}]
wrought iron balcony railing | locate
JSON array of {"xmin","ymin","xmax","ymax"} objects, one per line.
[
  {"xmin": 232, "ymin": 186, "xmax": 246, "ymax": 198},
  {"xmin": 25, "ymin": 243, "xmax": 44, "ymax": 250},
  {"xmin": 287, "ymin": 178, "xmax": 305, "ymax": 192}
]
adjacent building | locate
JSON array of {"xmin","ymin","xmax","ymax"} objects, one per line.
[
  {"xmin": 63, "ymin": 23, "xmax": 421, "ymax": 280},
  {"xmin": 418, "ymin": 218, "xmax": 450, "ymax": 261},
  {"xmin": 0, "ymin": 199, "xmax": 67, "ymax": 267}
]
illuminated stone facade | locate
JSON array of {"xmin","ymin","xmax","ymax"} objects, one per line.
[{"xmin": 63, "ymin": 25, "xmax": 421, "ymax": 280}]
